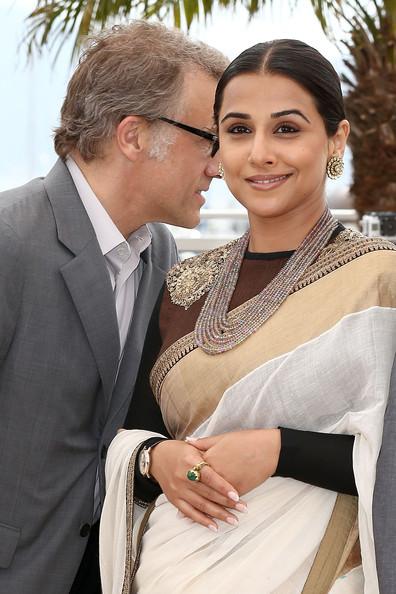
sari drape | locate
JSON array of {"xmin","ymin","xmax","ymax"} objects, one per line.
[{"xmin": 100, "ymin": 233, "xmax": 396, "ymax": 594}]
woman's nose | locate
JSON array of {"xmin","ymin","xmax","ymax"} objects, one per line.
[{"xmin": 248, "ymin": 136, "xmax": 277, "ymax": 167}]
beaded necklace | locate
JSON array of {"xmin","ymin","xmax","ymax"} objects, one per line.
[{"xmin": 195, "ymin": 207, "xmax": 338, "ymax": 355}]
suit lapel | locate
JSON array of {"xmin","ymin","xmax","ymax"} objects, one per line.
[
  {"xmin": 44, "ymin": 159, "xmax": 120, "ymax": 400},
  {"xmin": 60, "ymin": 243, "xmax": 120, "ymax": 400}
]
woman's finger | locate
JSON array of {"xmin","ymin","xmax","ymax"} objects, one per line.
[
  {"xmin": 198, "ymin": 463, "xmax": 241, "ymax": 504},
  {"xmin": 175, "ymin": 492, "xmax": 240, "ymax": 529},
  {"xmin": 176, "ymin": 499, "xmax": 219, "ymax": 532},
  {"xmin": 185, "ymin": 435, "xmax": 220, "ymax": 450},
  {"xmin": 193, "ymin": 481, "xmax": 247, "ymax": 512},
  {"xmin": 186, "ymin": 490, "xmax": 240, "ymax": 525}
]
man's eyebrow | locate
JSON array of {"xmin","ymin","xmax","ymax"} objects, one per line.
[
  {"xmin": 220, "ymin": 112, "xmax": 251, "ymax": 124},
  {"xmin": 271, "ymin": 109, "xmax": 310, "ymax": 123}
]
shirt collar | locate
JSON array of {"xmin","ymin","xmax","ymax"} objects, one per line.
[{"xmin": 65, "ymin": 156, "xmax": 151, "ymax": 257}]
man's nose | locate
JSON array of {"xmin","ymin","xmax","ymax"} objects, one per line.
[{"xmin": 205, "ymin": 153, "xmax": 221, "ymax": 178}]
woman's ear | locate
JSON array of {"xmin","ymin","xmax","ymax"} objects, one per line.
[
  {"xmin": 328, "ymin": 119, "xmax": 350, "ymax": 158},
  {"xmin": 115, "ymin": 115, "xmax": 150, "ymax": 162}
]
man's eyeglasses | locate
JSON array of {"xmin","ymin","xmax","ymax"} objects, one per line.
[{"xmin": 158, "ymin": 116, "xmax": 219, "ymax": 157}]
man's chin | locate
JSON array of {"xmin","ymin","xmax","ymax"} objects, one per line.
[
  {"xmin": 160, "ymin": 208, "xmax": 202, "ymax": 230},
  {"xmin": 182, "ymin": 218, "xmax": 200, "ymax": 229},
  {"xmin": 172, "ymin": 212, "xmax": 201, "ymax": 230}
]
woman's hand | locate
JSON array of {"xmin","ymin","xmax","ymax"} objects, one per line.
[
  {"xmin": 149, "ymin": 440, "xmax": 247, "ymax": 531},
  {"xmin": 188, "ymin": 429, "xmax": 281, "ymax": 496}
]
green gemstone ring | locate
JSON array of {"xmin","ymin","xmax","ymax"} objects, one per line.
[{"xmin": 186, "ymin": 461, "xmax": 209, "ymax": 482}]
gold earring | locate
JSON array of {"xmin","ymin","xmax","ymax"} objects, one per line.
[
  {"xmin": 326, "ymin": 154, "xmax": 344, "ymax": 180},
  {"xmin": 218, "ymin": 162, "xmax": 225, "ymax": 179}
]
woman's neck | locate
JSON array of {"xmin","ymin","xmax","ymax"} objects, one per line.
[{"xmin": 247, "ymin": 203, "xmax": 327, "ymax": 253}]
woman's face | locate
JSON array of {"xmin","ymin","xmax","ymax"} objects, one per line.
[{"xmin": 218, "ymin": 72, "xmax": 347, "ymax": 222}]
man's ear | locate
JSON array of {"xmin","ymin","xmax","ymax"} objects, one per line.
[
  {"xmin": 328, "ymin": 119, "xmax": 350, "ymax": 158},
  {"xmin": 115, "ymin": 115, "xmax": 150, "ymax": 161}
]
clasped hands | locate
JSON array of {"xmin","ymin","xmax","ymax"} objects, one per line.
[{"xmin": 150, "ymin": 429, "xmax": 281, "ymax": 532}]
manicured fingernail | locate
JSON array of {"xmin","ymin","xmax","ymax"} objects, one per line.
[
  {"xmin": 227, "ymin": 491, "xmax": 239, "ymax": 502},
  {"xmin": 226, "ymin": 516, "xmax": 238, "ymax": 527},
  {"xmin": 176, "ymin": 511, "xmax": 186, "ymax": 519},
  {"xmin": 208, "ymin": 524, "xmax": 218, "ymax": 532},
  {"xmin": 235, "ymin": 503, "xmax": 248, "ymax": 513},
  {"xmin": 185, "ymin": 436, "xmax": 198, "ymax": 442}
]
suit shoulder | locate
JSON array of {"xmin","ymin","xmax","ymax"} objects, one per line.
[
  {"xmin": 0, "ymin": 176, "xmax": 50, "ymax": 237},
  {"xmin": 147, "ymin": 223, "xmax": 178, "ymax": 271},
  {"xmin": 0, "ymin": 177, "xmax": 45, "ymax": 210},
  {"xmin": 166, "ymin": 238, "xmax": 239, "ymax": 309},
  {"xmin": 148, "ymin": 222, "xmax": 175, "ymax": 246}
]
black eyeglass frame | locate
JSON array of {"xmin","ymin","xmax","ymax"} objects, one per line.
[{"xmin": 158, "ymin": 116, "xmax": 219, "ymax": 157}]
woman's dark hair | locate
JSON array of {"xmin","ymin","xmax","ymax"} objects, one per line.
[{"xmin": 214, "ymin": 39, "xmax": 345, "ymax": 136}]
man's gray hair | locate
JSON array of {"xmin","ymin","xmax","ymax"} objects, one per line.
[{"xmin": 54, "ymin": 20, "xmax": 228, "ymax": 161}]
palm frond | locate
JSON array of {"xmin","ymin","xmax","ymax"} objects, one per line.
[
  {"xmin": 182, "ymin": 0, "xmax": 200, "ymax": 28},
  {"xmin": 173, "ymin": 0, "xmax": 181, "ymax": 27},
  {"xmin": 24, "ymin": 0, "xmax": 145, "ymax": 60}
]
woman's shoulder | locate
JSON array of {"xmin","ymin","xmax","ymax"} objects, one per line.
[
  {"xmin": 166, "ymin": 238, "xmax": 238, "ymax": 309},
  {"xmin": 334, "ymin": 227, "xmax": 396, "ymax": 250},
  {"xmin": 295, "ymin": 227, "xmax": 396, "ymax": 292},
  {"xmin": 322, "ymin": 227, "xmax": 396, "ymax": 267}
]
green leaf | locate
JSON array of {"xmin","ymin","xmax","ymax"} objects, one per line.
[
  {"xmin": 173, "ymin": 0, "xmax": 181, "ymax": 26},
  {"xmin": 183, "ymin": 0, "xmax": 200, "ymax": 28}
]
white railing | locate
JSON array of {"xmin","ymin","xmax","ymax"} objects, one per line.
[{"xmin": 171, "ymin": 209, "xmax": 359, "ymax": 253}]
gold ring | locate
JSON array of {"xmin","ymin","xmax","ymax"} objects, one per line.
[{"xmin": 186, "ymin": 461, "xmax": 209, "ymax": 482}]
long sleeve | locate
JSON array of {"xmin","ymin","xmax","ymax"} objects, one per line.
[{"xmin": 275, "ymin": 428, "xmax": 356, "ymax": 495}]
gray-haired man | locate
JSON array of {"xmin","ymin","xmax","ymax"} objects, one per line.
[{"xmin": 0, "ymin": 21, "xmax": 227, "ymax": 594}]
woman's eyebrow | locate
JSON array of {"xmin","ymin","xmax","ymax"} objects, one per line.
[
  {"xmin": 220, "ymin": 109, "xmax": 311, "ymax": 124},
  {"xmin": 220, "ymin": 112, "xmax": 251, "ymax": 124},
  {"xmin": 271, "ymin": 109, "xmax": 311, "ymax": 123}
]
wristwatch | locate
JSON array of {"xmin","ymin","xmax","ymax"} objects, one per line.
[{"xmin": 138, "ymin": 440, "xmax": 163, "ymax": 480}]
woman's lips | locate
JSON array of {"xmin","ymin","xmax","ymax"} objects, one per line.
[{"xmin": 246, "ymin": 174, "xmax": 292, "ymax": 190}]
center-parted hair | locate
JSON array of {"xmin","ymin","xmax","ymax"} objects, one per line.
[
  {"xmin": 54, "ymin": 20, "xmax": 228, "ymax": 160},
  {"xmin": 214, "ymin": 39, "xmax": 345, "ymax": 136}
]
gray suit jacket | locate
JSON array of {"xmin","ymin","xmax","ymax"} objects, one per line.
[
  {"xmin": 0, "ymin": 159, "xmax": 177, "ymax": 593},
  {"xmin": 374, "ymin": 353, "xmax": 396, "ymax": 593}
]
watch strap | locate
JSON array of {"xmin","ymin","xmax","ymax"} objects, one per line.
[{"xmin": 138, "ymin": 437, "xmax": 168, "ymax": 477}]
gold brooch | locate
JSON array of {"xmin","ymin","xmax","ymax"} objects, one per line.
[{"xmin": 167, "ymin": 240, "xmax": 237, "ymax": 309}]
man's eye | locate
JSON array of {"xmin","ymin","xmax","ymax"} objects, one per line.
[
  {"xmin": 197, "ymin": 137, "xmax": 216, "ymax": 157},
  {"xmin": 228, "ymin": 125, "xmax": 251, "ymax": 134}
]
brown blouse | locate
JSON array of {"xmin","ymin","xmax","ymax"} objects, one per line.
[{"xmin": 159, "ymin": 250, "xmax": 293, "ymax": 355}]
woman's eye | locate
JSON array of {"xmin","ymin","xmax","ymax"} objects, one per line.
[
  {"xmin": 275, "ymin": 124, "xmax": 299, "ymax": 134},
  {"xmin": 228, "ymin": 124, "xmax": 251, "ymax": 134}
]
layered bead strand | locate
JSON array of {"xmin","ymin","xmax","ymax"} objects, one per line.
[{"xmin": 195, "ymin": 208, "xmax": 338, "ymax": 354}]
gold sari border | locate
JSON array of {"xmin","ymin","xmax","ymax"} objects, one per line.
[
  {"xmin": 302, "ymin": 494, "xmax": 359, "ymax": 593},
  {"xmin": 122, "ymin": 448, "xmax": 138, "ymax": 593},
  {"xmin": 122, "ymin": 447, "xmax": 155, "ymax": 593},
  {"xmin": 292, "ymin": 229, "xmax": 396, "ymax": 291}
]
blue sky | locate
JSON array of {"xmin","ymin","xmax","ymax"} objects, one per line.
[{"xmin": 0, "ymin": 0, "xmax": 352, "ymax": 206}]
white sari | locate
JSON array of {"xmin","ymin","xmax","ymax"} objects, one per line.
[{"xmin": 100, "ymin": 306, "xmax": 396, "ymax": 594}]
